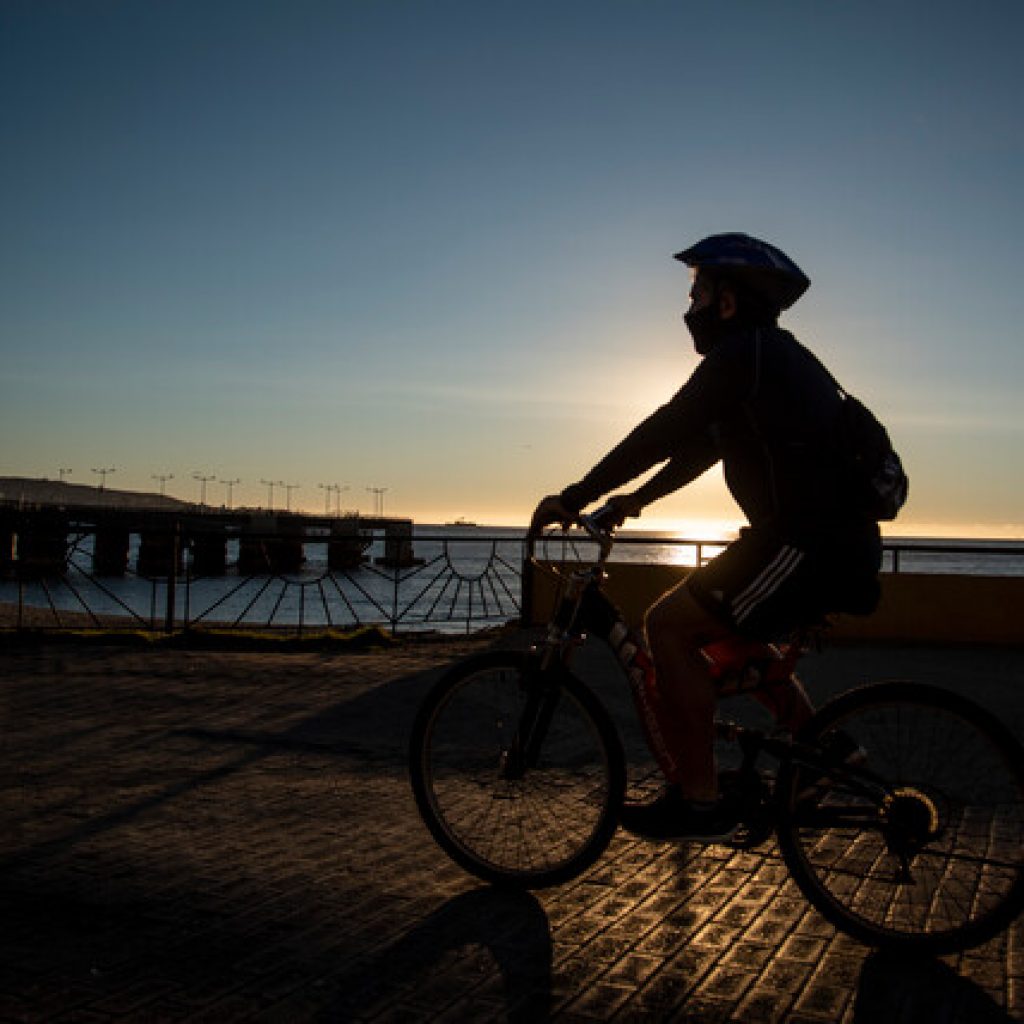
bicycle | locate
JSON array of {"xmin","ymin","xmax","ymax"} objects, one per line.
[{"xmin": 409, "ymin": 508, "xmax": 1024, "ymax": 953}]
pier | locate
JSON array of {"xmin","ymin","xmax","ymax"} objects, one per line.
[{"xmin": 0, "ymin": 503, "xmax": 422, "ymax": 579}]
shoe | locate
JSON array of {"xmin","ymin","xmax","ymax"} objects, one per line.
[
  {"xmin": 619, "ymin": 786, "xmax": 740, "ymax": 841},
  {"xmin": 796, "ymin": 729, "xmax": 867, "ymax": 805}
]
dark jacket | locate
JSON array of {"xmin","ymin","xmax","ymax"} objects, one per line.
[{"xmin": 561, "ymin": 325, "xmax": 875, "ymax": 542}]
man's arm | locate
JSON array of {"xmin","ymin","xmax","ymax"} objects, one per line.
[
  {"xmin": 591, "ymin": 437, "xmax": 719, "ymax": 529},
  {"xmin": 629, "ymin": 439, "xmax": 719, "ymax": 509},
  {"xmin": 532, "ymin": 338, "xmax": 750, "ymax": 531},
  {"xmin": 558, "ymin": 345, "xmax": 741, "ymax": 515},
  {"xmin": 558, "ymin": 402, "xmax": 683, "ymax": 515}
]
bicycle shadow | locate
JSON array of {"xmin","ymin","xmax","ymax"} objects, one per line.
[
  {"xmin": 854, "ymin": 950, "xmax": 1017, "ymax": 1023},
  {"xmin": 325, "ymin": 885, "xmax": 552, "ymax": 1022}
]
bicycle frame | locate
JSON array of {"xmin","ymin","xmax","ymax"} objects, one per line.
[
  {"xmin": 528, "ymin": 512, "xmax": 805, "ymax": 783},
  {"xmin": 525, "ymin": 512, "xmax": 890, "ymax": 814},
  {"xmin": 528, "ymin": 520, "xmax": 682, "ymax": 780}
]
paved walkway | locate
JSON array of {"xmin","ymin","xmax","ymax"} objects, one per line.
[{"xmin": 1, "ymin": 635, "xmax": 1022, "ymax": 1022}]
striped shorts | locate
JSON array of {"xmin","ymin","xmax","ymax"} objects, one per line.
[{"xmin": 685, "ymin": 526, "xmax": 880, "ymax": 640}]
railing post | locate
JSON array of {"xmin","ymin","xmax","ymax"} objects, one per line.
[
  {"xmin": 391, "ymin": 564, "xmax": 400, "ymax": 636},
  {"xmin": 520, "ymin": 539, "xmax": 534, "ymax": 627},
  {"xmin": 183, "ymin": 544, "xmax": 191, "ymax": 629},
  {"xmin": 164, "ymin": 522, "xmax": 179, "ymax": 634}
]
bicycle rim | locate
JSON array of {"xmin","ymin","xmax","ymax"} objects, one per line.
[
  {"xmin": 777, "ymin": 682, "xmax": 1024, "ymax": 953},
  {"xmin": 410, "ymin": 652, "xmax": 624, "ymax": 888}
]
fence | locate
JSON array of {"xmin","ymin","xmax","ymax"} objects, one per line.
[
  {"xmin": 1, "ymin": 523, "xmax": 1021, "ymax": 637},
  {"xmin": 1, "ymin": 526, "xmax": 527, "ymax": 636}
]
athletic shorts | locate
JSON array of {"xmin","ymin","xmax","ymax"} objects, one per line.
[{"xmin": 685, "ymin": 525, "xmax": 882, "ymax": 640}]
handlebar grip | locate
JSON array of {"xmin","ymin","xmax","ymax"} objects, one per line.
[{"xmin": 580, "ymin": 503, "xmax": 619, "ymax": 536}]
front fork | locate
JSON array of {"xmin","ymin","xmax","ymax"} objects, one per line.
[{"xmin": 499, "ymin": 654, "xmax": 563, "ymax": 780}]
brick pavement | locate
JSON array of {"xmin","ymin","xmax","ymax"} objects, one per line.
[{"xmin": 1, "ymin": 635, "xmax": 1022, "ymax": 1022}]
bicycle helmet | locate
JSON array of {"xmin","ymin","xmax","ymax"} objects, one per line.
[{"xmin": 674, "ymin": 232, "xmax": 810, "ymax": 311}]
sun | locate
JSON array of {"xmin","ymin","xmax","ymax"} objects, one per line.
[{"xmin": 628, "ymin": 515, "xmax": 742, "ymax": 542}]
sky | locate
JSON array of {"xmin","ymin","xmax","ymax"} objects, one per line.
[{"xmin": 2, "ymin": 0, "xmax": 1022, "ymax": 536}]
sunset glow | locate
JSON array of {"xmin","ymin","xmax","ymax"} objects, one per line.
[{"xmin": 2, "ymin": 3, "xmax": 1021, "ymax": 540}]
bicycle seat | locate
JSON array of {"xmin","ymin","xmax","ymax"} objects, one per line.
[{"xmin": 702, "ymin": 637, "xmax": 782, "ymax": 680}]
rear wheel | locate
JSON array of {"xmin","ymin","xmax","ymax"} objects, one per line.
[
  {"xmin": 409, "ymin": 650, "xmax": 625, "ymax": 888},
  {"xmin": 776, "ymin": 682, "xmax": 1024, "ymax": 953}
]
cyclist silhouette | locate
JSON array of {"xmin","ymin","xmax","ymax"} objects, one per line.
[{"xmin": 530, "ymin": 233, "xmax": 883, "ymax": 839}]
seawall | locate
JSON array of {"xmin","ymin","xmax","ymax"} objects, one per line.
[{"xmin": 525, "ymin": 563, "xmax": 1024, "ymax": 646}]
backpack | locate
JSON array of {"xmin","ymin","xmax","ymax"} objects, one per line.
[{"xmin": 833, "ymin": 389, "xmax": 909, "ymax": 521}]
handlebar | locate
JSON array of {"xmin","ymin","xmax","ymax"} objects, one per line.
[
  {"xmin": 525, "ymin": 502, "xmax": 620, "ymax": 563},
  {"xmin": 577, "ymin": 503, "xmax": 618, "ymax": 560}
]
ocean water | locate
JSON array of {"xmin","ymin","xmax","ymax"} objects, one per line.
[
  {"xmin": 463, "ymin": 528, "xmax": 1024, "ymax": 577},
  {"xmin": 3, "ymin": 525, "xmax": 1022, "ymax": 633}
]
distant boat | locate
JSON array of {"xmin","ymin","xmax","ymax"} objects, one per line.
[{"xmin": 445, "ymin": 517, "xmax": 477, "ymax": 527}]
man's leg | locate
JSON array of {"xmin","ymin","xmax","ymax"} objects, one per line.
[
  {"xmin": 644, "ymin": 579, "xmax": 731, "ymax": 803},
  {"xmin": 684, "ymin": 529, "xmax": 818, "ymax": 739},
  {"xmin": 750, "ymin": 673, "xmax": 815, "ymax": 734}
]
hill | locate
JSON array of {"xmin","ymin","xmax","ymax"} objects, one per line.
[{"xmin": 0, "ymin": 477, "xmax": 189, "ymax": 511}]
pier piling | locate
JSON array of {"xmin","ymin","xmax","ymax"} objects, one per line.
[
  {"xmin": 13, "ymin": 513, "xmax": 68, "ymax": 578},
  {"xmin": 375, "ymin": 521, "xmax": 424, "ymax": 568},
  {"xmin": 138, "ymin": 530, "xmax": 184, "ymax": 578},
  {"xmin": 190, "ymin": 530, "xmax": 228, "ymax": 577},
  {"xmin": 93, "ymin": 527, "xmax": 130, "ymax": 577},
  {"xmin": 328, "ymin": 519, "xmax": 369, "ymax": 570},
  {"xmin": 239, "ymin": 515, "xmax": 305, "ymax": 575}
]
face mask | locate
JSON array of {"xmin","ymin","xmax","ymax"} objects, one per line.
[{"xmin": 684, "ymin": 303, "xmax": 725, "ymax": 355}]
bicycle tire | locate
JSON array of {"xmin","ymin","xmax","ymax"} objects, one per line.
[
  {"xmin": 776, "ymin": 681, "xmax": 1024, "ymax": 953},
  {"xmin": 409, "ymin": 650, "xmax": 626, "ymax": 888}
]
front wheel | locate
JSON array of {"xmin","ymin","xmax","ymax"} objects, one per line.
[
  {"xmin": 776, "ymin": 682, "xmax": 1024, "ymax": 953},
  {"xmin": 409, "ymin": 650, "xmax": 626, "ymax": 888}
]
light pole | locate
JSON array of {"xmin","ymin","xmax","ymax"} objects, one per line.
[
  {"xmin": 193, "ymin": 472, "xmax": 216, "ymax": 508},
  {"xmin": 152, "ymin": 473, "xmax": 174, "ymax": 496},
  {"xmin": 318, "ymin": 482, "xmax": 333, "ymax": 515},
  {"xmin": 260, "ymin": 478, "xmax": 279, "ymax": 510},
  {"xmin": 221, "ymin": 478, "xmax": 241, "ymax": 509},
  {"xmin": 58, "ymin": 467, "xmax": 73, "ymax": 483},
  {"xmin": 91, "ymin": 466, "xmax": 116, "ymax": 491},
  {"xmin": 366, "ymin": 486, "xmax": 387, "ymax": 517},
  {"xmin": 283, "ymin": 482, "xmax": 300, "ymax": 513},
  {"xmin": 318, "ymin": 483, "xmax": 349, "ymax": 516}
]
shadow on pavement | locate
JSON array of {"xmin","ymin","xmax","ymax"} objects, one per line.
[
  {"xmin": 855, "ymin": 950, "xmax": 1017, "ymax": 1023},
  {"xmin": 327, "ymin": 886, "xmax": 552, "ymax": 1022}
]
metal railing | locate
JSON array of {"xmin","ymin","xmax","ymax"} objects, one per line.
[
  {"xmin": 0, "ymin": 528, "xmax": 528, "ymax": 636},
  {"xmin": 1, "ymin": 526, "xmax": 1021, "ymax": 637}
]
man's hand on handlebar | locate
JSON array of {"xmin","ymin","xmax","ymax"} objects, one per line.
[
  {"xmin": 529, "ymin": 491, "xmax": 644, "ymax": 540},
  {"xmin": 528, "ymin": 494, "xmax": 575, "ymax": 539},
  {"xmin": 602, "ymin": 493, "xmax": 643, "ymax": 528}
]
